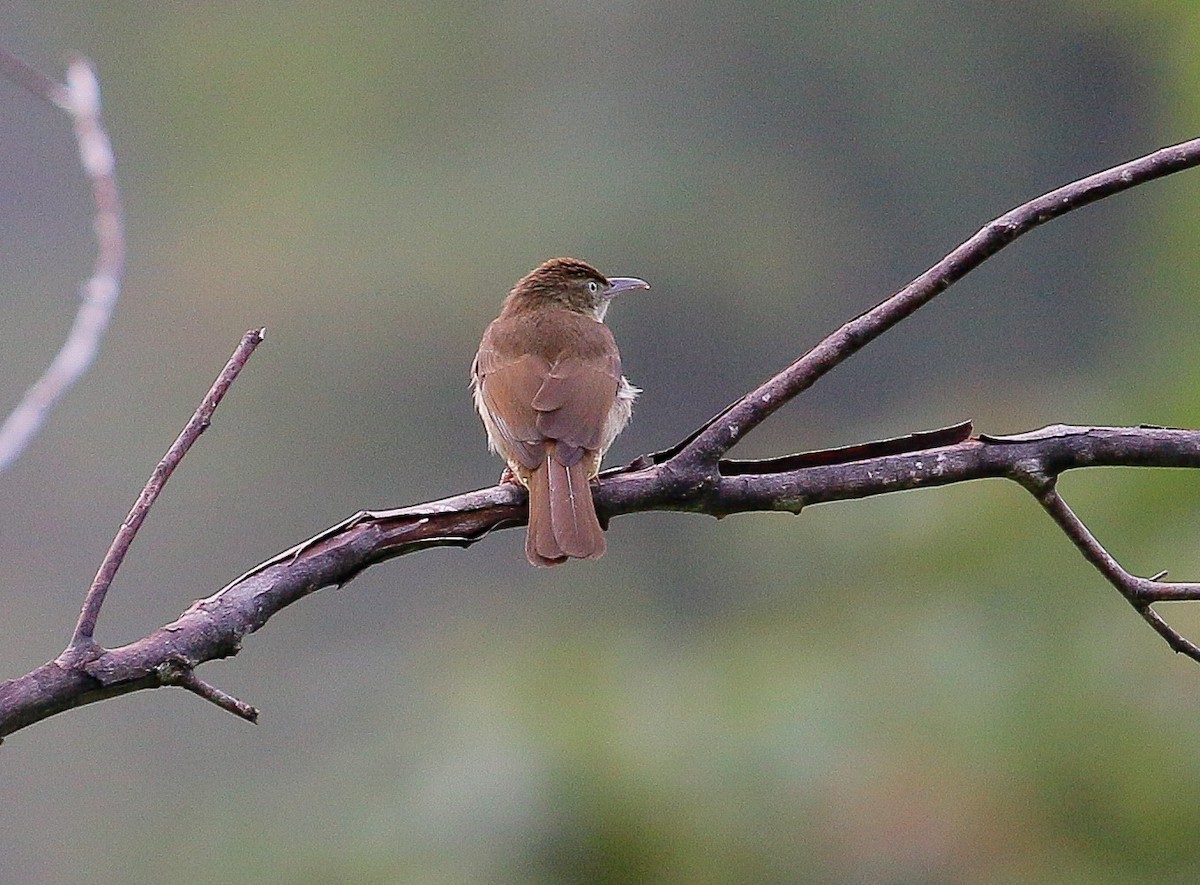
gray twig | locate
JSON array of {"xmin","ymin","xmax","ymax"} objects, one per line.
[{"xmin": 0, "ymin": 54, "xmax": 125, "ymax": 472}]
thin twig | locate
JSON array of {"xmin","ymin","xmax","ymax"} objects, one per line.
[
  {"xmin": 674, "ymin": 136, "xmax": 1200, "ymax": 470},
  {"xmin": 0, "ymin": 55, "xmax": 125, "ymax": 472},
  {"xmin": 66, "ymin": 329, "xmax": 266, "ymax": 652},
  {"xmin": 1138, "ymin": 607, "xmax": 1200, "ymax": 660},
  {"xmin": 1021, "ymin": 469, "xmax": 1200, "ymax": 663}
]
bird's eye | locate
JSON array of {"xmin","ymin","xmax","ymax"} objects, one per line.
[{"xmin": 586, "ymin": 280, "xmax": 599, "ymax": 293}]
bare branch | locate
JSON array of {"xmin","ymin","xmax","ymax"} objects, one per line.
[
  {"xmin": 6, "ymin": 422, "xmax": 1200, "ymax": 740},
  {"xmin": 0, "ymin": 55, "xmax": 125, "ymax": 473},
  {"xmin": 673, "ymin": 136, "xmax": 1200, "ymax": 470},
  {"xmin": 64, "ymin": 329, "xmax": 266, "ymax": 655},
  {"xmin": 4, "ymin": 111, "xmax": 1200, "ymax": 741}
]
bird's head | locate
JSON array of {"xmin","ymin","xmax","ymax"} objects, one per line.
[{"xmin": 506, "ymin": 257, "xmax": 649, "ymax": 321}]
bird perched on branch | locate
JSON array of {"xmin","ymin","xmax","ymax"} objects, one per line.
[{"xmin": 472, "ymin": 258, "xmax": 648, "ymax": 566}]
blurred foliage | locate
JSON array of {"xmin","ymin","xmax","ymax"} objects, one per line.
[{"xmin": 3, "ymin": 2, "xmax": 1200, "ymax": 883}]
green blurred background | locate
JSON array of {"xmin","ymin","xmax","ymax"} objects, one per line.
[{"xmin": 3, "ymin": 2, "xmax": 1200, "ymax": 882}]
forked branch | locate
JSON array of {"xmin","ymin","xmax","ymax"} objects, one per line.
[
  {"xmin": 6, "ymin": 421, "xmax": 1200, "ymax": 740},
  {"xmin": 674, "ymin": 137, "xmax": 1200, "ymax": 469},
  {"xmin": 3, "ymin": 50, "xmax": 1200, "ymax": 740}
]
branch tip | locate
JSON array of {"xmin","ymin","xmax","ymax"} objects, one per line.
[{"xmin": 64, "ymin": 58, "xmax": 100, "ymax": 116}]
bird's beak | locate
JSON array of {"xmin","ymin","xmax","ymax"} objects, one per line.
[{"xmin": 606, "ymin": 276, "xmax": 651, "ymax": 297}]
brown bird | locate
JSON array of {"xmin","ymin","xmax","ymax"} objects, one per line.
[{"xmin": 472, "ymin": 258, "xmax": 648, "ymax": 566}]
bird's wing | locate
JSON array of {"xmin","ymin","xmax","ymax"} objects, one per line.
[
  {"xmin": 474, "ymin": 346, "xmax": 551, "ymax": 470},
  {"xmin": 531, "ymin": 353, "xmax": 621, "ymax": 465}
]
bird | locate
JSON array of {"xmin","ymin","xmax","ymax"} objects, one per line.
[{"xmin": 471, "ymin": 258, "xmax": 648, "ymax": 566}]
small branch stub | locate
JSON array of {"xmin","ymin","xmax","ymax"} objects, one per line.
[{"xmin": 169, "ymin": 666, "xmax": 259, "ymax": 724}]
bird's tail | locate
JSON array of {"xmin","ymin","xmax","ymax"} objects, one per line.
[{"xmin": 526, "ymin": 454, "xmax": 605, "ymax": 567}]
